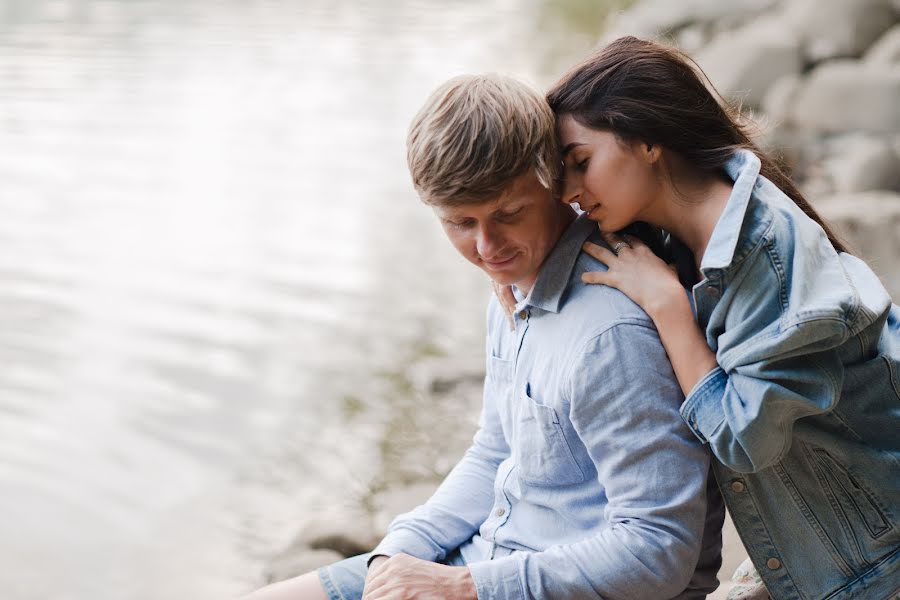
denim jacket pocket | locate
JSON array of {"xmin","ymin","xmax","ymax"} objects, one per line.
[
  {"xmin": 516, "ymin": 387, "xmax": 585, "ymax": 487},
  {"xmin": 809, "ymin": 448, "xmax": 892, "ymax": 541}
]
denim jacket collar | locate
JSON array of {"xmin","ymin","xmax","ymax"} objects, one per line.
[
  {"xmin": 512, "ymin": 213, "xmax": 596, "ymax": 314},
  {"xmin": 700, "ymin": 149, "xmax": 762, "ymax": 274}
]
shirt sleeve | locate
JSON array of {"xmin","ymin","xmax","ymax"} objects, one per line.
[
  {"xmin": 680, "ymin": 250, "xmax": 891, "ymax": 474},
  {"xmin": 370, "ymin": 328, "xmax": 510, "ymax": 562},
  {"xmin": 467, "ymin": 320, "xmax": 711, "ymax": 600}
]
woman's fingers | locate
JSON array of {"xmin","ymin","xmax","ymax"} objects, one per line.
[
  {"xmin": 582, "ymin": 270, "xmax": 613, "ymax": 286},
  {"xmin": 582, "ymin": 241, "xmax": 616, "ymax": 263},
  {"xmin": 620, "ymin": 233, "xmax": 647, "ymax": 251}
]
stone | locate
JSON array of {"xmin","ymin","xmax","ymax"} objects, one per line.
[
  {"xmin": 695, "ymin": 16, "xmax": 802, "ymax": 108},
  {"xmin": 290, "ymin": 506, "xmax": 381, "ymax": 558},
  {"xmin": 815, "ymin": 191, "xmax": 900, "ymax": 298},
  {"xmin": 263, "ymin": 548, "xmax": 344, "ymax": 584},
  {"xmin": 761, "ymin": 74, "xmax": 803, "ymax": 126},
  {"xmin": 603, "ymin": 0, "xmax": 778, "ymax": 42},
  {"xmin": 371, "ymin": 481, "xmax": 440, "ymax": 535},
  {"xmin": 821, "ymin": 134, "xmax": 900, "ymax": 193},
  {"xmin": 865, "ymin": 24, "xmax": 900, "ymax": 64},
  {"xmin": 783, "ymin": 0, "xmax": 897, "ymax": 63},
  {"xmin": 790, "ymin": 60, "xmax": 900, "ymax": 134}
]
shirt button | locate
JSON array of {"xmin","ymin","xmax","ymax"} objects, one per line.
[
  {"xmin": 731, "ymin": 481, "xmax": 746, "ymax": 493},
  {"xmin": 517, "ymin": 310, "xmax": 528, "ymax": 320},
  {"xmin": 495, "ymin": 507, "xmax": 506, "ymax": 517},
  {"xmin": 767, "ymin": 557, "xmax": 781, "ymax": 570}
]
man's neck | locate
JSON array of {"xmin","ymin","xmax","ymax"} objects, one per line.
[{"xmin": 514, "ymin": 205, "xmax": 577, "ymax": 296}]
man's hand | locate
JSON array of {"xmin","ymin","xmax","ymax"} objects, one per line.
[{"xmin": 362, "ymin": 553, "xmax": 477, "ymax": 600}]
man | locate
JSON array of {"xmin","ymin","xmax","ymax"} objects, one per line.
[{"xmin": 244, "ymin": 74, "xmax": 723, "ymax": 600}]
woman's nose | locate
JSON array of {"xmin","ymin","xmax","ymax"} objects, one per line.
[{"xmin": 559, "ymin": 178, "xmax": 580, "ymax": 206}]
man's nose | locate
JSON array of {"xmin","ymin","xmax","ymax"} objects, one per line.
[{"xmin": 476, "ymin": 222, "xmax": 505, "ymax": 257}]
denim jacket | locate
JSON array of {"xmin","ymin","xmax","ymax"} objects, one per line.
[{"xmin": 678, "ymin": 149, "xmax": 900, "ymax": 599}]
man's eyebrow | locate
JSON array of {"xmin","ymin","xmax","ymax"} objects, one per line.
[{"xmin": 561, "ymin": 142, "xmax": 585, "ymax": 156}]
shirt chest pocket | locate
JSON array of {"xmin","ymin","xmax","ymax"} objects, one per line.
[{"xmin": 516, "ymin": 388, "xmax": 585, "ymax": 487}]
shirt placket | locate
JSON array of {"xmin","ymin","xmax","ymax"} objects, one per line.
[{"xmin": 489, "ymin": 303, "xmax": 530, "ymax": 560}]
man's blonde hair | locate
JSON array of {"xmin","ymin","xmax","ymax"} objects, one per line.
[{"xmin": 407, "ymin": 74, "xmax": 560, "ymax": 206}]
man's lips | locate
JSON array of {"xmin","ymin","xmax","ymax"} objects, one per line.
[{"xmin": 482, "ymin": 253, "xmax": 519, "ymax": 268}]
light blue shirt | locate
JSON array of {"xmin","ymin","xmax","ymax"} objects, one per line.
[
  {"xmin": 372, "ymin": 214, "xmax": 723, "ymax": 599},
  {"xmin": 676, "ymin": 149, "xmax": 900, "ymax": 600}
]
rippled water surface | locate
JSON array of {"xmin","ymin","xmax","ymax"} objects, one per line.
[{"xmin": 0, "ymin": 1, "xmax": 605, "ymax": 597}]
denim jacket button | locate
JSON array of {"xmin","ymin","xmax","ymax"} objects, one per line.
[
  {"xmin": 706, "ymin": 286, "xmax": 720, "ymax": 296},
  {"xmin": 730, "ymin": 480, "xmax": 745, "ymax": 493},
  {"xmin": 517, "ymin": 310, "xmax": 528, "ymax": 320},
  {"xmin": 766, "ymin": 557, "xmax": 781, "ymax": 570},
  {"xmin": 496, "ymin": 507, "xmax": 506, "ymax": 517}
]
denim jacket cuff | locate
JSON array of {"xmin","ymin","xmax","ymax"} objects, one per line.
[
  {"xmin": 681, "ymin": 366, "xmax": 727, "ymax": 443},
  {"xmin": 369, "ymin": 529, "xmax": 442, "ymax": 564},
  {"xmin": 466, "ymin": 554, "xmax": 525, "ymax": 600}
]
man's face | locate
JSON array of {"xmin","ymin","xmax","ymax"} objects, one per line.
[{"xmin": 432, "ymin": 171, "xmax": 566, "ymax": 291}]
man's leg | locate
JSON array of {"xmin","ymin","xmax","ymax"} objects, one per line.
[
  {"xmin": 241, "ymin": 553, "xmax": 371, "ymax": 600},
  {"xmin": 240, "ymin": 571, "xmax": 329, "ymax": 600}
]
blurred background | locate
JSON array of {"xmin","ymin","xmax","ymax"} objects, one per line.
[{"xmin": 0, "ymin": 1, "xmax": 897, "ymax": 599}]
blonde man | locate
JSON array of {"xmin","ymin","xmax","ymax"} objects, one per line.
[{"xmin": 243, "ymin": 75, "xmax": 723, "ymax": 600}]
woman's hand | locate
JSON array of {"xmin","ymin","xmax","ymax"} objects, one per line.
[
  {"xmin": 582, "ymin": 231, "xmax": 718, "ymax": 397},
  {"xmin": 491, "ymin": 280, "xmax": 517, "ymax": 331},
  {"xmin": 581, "ymin": 232, "xmax": 683, "ymax": 320}
]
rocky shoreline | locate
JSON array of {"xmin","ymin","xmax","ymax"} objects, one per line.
[{"xmin": 261, "ymin": 0, "xmax": 900, "ymax": 588}]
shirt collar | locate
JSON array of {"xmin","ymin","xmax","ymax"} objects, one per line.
[
  {"xmin": 512, "ymin": 213, "xmax": 597, "ymax": 314},
  {"xmin": 700, "ymin": 148, "xmax": 762, "ymax": 272}
]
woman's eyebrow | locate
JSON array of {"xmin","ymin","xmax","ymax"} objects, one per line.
[{"xmin": 561, "ymin": 142, "xmax": 585, "ymax": 156}]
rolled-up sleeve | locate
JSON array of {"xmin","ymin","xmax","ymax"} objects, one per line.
[{"xmin": 468, "ymin": 320, "xmax": 710, "ymax": 600}]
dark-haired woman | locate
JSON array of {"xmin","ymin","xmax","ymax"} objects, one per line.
[{"xmin": 533, "ymin": 36, "xmax": 899, "ymax": 599}]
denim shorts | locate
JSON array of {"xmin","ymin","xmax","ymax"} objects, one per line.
[{"xmin": 317, "ymin": 549, "xmax": 467, "ymax": 600}]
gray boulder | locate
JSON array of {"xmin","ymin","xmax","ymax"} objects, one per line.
[
  {"xmin": 821, "ymin": 134, "xmax": 900, "ymax": 193},
  {"xmin": 603, "ymin": 0, "xmax": 778, "ymax": 41},
  {"xmin": 865, "ymin": 24, "xmax": 900, "ymax": 64},
  {"xmin": 761, "ymin": 74, "xmax": 803, "ymax": 126},
  {"xmin": 816, "ymin": 191, "xmax": 900, "ymax": 298},
  {"xmin": 696, "ymin": 17, "xmax": 802, "ymax": 107},
  {"xmin": 790, "ymin": 60, "xmax": 900, "ymax": 134},
  {"xmin": 784, "ymin": 0, "xmax": 897, "ymax": 63}
]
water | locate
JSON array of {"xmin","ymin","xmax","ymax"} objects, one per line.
[{"xmin": 0, "ymin": 1, "xmax": 608, "ymax": 597}]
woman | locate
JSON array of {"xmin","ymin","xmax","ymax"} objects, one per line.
[{"xmin": 500, "ymin": 36, "xmax": 900, "ymax": 599}]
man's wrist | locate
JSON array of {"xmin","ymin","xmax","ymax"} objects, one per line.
[{"xmin": 367, "ymin": 553, "xmax": 390, "ymax": 570}]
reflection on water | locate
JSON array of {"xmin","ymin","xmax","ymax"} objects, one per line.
[{"xmin": 0, "ymin": 1, "xmax": 605, "ymax": 598}]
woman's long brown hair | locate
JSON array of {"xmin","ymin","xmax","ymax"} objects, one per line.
[{"xmin": 547, "ymin": 36, "xmax": 848, "ymax": 253}]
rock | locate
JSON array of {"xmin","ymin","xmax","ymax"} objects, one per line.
[
  {"xmin": 790, "ymin": 60, "xmax": 900, "ymax": 134},
  {"xmin": 290, "ymin": 506, "xmax": 381, "ymax": 558},
  {"xmin": 821, "ymin": 134, "xmax": 900, "ymax": 193},
  {"xmin": 783, "ymin": 0, "xmax": 897, "ymax": 63},
  {"xmin": 815, "ymin": 191, "xmax": 900, "ymax": 298},
  {"xmin": 371, "ymin": 481, "xmax": 440, "ymax": 535},
  {"xmin": 761, "ymin": 74, "xmax": 803, "ymax": 127},
  {"xmin": 695, "ymin": 17, "xmax": 802, "ymax": 107},
  {"xmin": 263, "ymin": 548, "xmax": 344, "ymax": 584},
  {"xmin": 603, "ymin": 0, "xmax": 778, "ymax": 42},
  {"xmin": 406, "ymin": 356, "xmax": 484, "ymax": 396},
  {"xmin": 865, "ymin": 24, "xmax": 900, "ymax": 64}
]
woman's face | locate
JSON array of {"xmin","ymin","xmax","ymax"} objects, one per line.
[{"xmin": 557, "ymin": 114, "xmax": 661, "ymax": 232}]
